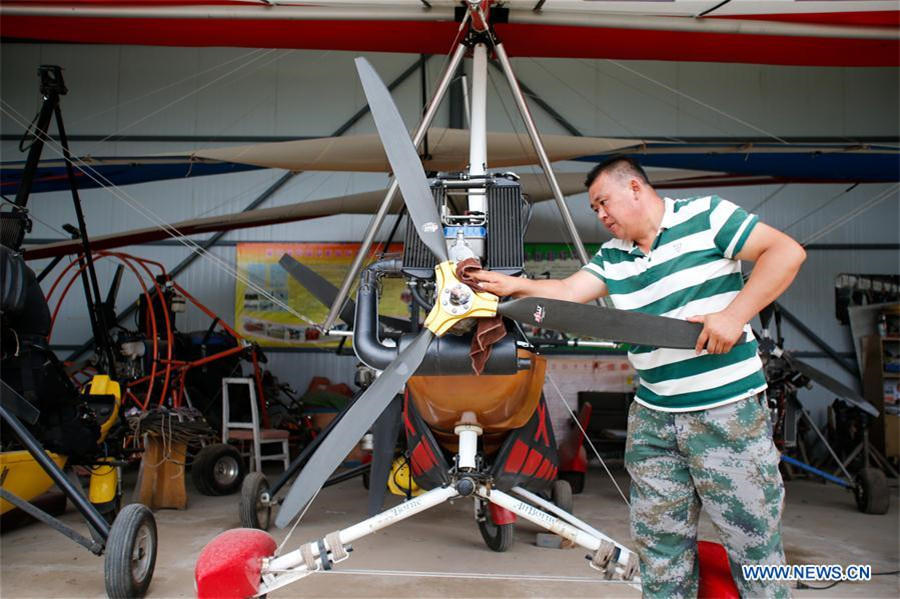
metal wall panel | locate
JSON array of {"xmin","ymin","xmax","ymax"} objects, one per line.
[{"xmin": 3, "ymin": 44, "xmax": 897, "ymax": 425}]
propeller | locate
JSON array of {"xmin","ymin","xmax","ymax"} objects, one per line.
[
  {"xmin": 274, "ymin": 57, "xmax": 704, "ymax": 528},
  {"xmin": 758, "ymin": 304, "xmax": 878, "ymax": 418},
  {"xmin": 498, "ymin": 297, "xmax": 701, "ymax": 349},
  {"xmin": 782, "ymin": 351, "xmax": 878, "ymax": 417},
  {"xmin": 278, "ymin": 254, "xmax": 410, "ymax": 332}
]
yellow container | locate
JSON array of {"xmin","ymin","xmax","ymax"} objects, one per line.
[
  {"xmin": 387, "ymin": 457, "xmax": 423, "ymax": 498},
  {"xmin": 88, "ymin": 458, "xmax": 118, "ymax": 505},
  {"xmin": 0, "ymin": 450, "xmax": 67, "ymax": 515}
]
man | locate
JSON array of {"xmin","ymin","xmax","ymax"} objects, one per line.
[{"xmin": 471, "ymin": 156, "xmax": 805, "ymax": 598}]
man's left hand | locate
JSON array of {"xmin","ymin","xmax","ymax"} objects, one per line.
[{"xmin": 687, "ymin": 311, "xmax": 746, "ymax": 355}]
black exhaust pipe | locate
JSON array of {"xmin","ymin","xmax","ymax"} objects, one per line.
[{"xmin": 352, "ymin": 262, "xmax": 518, "ymax": 376}]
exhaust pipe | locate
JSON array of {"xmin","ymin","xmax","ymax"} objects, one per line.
[{"xmin": 352, "ymin": 261, "xmax": 518, "ymax": 376}]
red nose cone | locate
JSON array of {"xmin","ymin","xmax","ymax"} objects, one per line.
[{"xmin": 195, "ymin": 528, "xmax": 277, "ymax": 599}]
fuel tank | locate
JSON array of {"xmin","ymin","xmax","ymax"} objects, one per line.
[{"xmin": 406, "ymin": 349, "xmax": 545, "ymax": 438}]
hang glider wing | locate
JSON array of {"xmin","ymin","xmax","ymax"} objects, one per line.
[
  {"xmin": 581, "ymin": 143, "xmax": 900, "ymax": 183},
  {"xmin": 1, "ymin": 129, "xmax": 641, "ymax": 195},
  {"xmin": 4, "ymin": 133, "xmax": 897, "ymax": 196},
  {"xmin": 1, "ymin": 1, "xmax": 897, "ymax": 66}
]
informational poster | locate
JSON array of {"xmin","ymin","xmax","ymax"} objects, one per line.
[
  {"xmin": 235, "ymin": 242, "xmax": 608, "ymax": 348},
  {"xmin": 235, "ymin": 242, "xmax": 407, "ymax": 348}
]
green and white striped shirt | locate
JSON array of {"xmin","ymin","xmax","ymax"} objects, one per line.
[{"xmin": 582, "ymin": 195, "xmax": 767, "ymax": 412}]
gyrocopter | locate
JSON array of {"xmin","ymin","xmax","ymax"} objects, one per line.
[{"xmin": 194, "ymin": 3, "xmax": 710, "ymax": 596}]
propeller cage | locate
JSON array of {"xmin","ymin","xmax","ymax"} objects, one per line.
[{"xmin": 402, "ymin": 177, "xmax": 526, "ymax": 279}]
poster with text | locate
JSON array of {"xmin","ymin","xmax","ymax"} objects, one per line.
[{"xmin": 235, "ymin": 242, "xmax": 407, "ymax": 348}]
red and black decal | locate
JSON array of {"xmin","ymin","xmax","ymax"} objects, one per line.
[{"xmin": 490, "ymin": 394, "xmax": 559, "ymax": 493}]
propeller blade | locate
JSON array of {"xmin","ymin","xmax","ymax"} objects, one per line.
[
  {"xmin": 355, "ymin": 57, "xmax": 449, "ymax": 263},
  {"xmin": 366, "ymin": 394, "xmax": 404, "ymax": 517},
  {"xmin": 278, "ymin": 254, "xmax": 411, "ymax": 332},
  {"xmin": 497, "ymin": 297, "xmax": 702, "ymax": 349},
  {"xmin": 783, "ymin": 352, "xmax": 879, "ymax": 417},
  {"xmin": 278, "ymin": 254, "xmax": 356, "ymax": 325},
  {"xmin": 274, "ymin": 329, "xmax": 434, "ymax": 528}
]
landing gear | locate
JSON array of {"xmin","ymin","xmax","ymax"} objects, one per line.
[
  {"xmin": 559, "ymin": 470, "xmax": 585, "ymax": 494},
  {"xmin": 104, "ymin": 504, "xmax": 158, "ymax": 599},
  {"xmin": 239, "ymin": 472, "xmax": 271, "ymax": 530},
  {"xmin": 192, "ymin": 443, "xmax": 245, "ymax": 496},
  {"xmin": 854, "ymin": 467, "xmax": 889, "ymax": 515},
  {"xmin": 551, "ymin": 479, "xmax": 573, "ymax": 514},
  {"xmin": 476, "ymin": 499, "xmax": 515, "ymax": 552},
  {"xmin": 198, "ymin": 422, "xmax": 639, "ymax": 598}
]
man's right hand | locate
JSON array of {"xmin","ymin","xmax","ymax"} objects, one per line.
[{"xmin": 468, "ymin": 269, "xmax": 522, "ymax": 297}]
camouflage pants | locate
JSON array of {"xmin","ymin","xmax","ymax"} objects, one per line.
[{"xmin": 625, "ymin": 396, "xmax": 790, "ymax": 599}]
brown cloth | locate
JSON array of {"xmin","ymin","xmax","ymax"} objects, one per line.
[{"xmin": 456, "ymin": 258, "xmax": 507, "ymax": 375}]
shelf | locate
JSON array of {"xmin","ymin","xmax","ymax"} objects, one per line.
[
  {"xmin": 884, "ymin": 372, "xmax": 900, "ymax": 379},
  {"xmin": 882, "ymin": 336, "xmax": 900, "ymax": 342}
]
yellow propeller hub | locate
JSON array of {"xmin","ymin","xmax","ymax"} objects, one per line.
[{"xmin": 424, "ymin": 260, "xmax": 499, "ymax": 336}]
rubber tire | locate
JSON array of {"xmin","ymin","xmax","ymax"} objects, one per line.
[
  {"xmin": 239, "ymin": 472, "xmax": 271, "ymax": 530},
  {"xmin": 559, "ymin": 470, "xmax": 585, "ymax": 494},
  {"xmin": 477, "ymin": 500, "xmax": 515, "ymax": 552},
  {"xmin": 104, "ymin": 503, "xmax": 157, "ymax": 599},
  {"xmin": 192, "ymin": 443, "xmax": 245, "ymax": 496},
  {"xmin": 854, "ymin": 467, "xmax": 889, "ymax": 514},
  {"xmin": 552, "ymin": 479, "xmax": 574, "ymax": 514}
]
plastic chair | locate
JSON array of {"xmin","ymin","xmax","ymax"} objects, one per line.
[{"xmin": 221, "ymin": 377, "xmax": 290, "ymax": 472}]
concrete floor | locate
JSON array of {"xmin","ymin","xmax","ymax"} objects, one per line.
[{"xmin": 1, "ymin": 464, "xmax": 897, "ymax": 598}]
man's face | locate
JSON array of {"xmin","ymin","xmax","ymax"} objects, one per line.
[{"xmin": 588, "ymin": 172, "xmax": 640, "ymax": 240}]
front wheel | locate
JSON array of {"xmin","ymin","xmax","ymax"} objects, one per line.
[
  {"xmin": 239, "ymin": 472, "xmax": 272, "ymax": 530},
  {"xmin": 551, "ymin": 479, "xmax": 574, "ymax": 514},
  {"xmin": 104, "ymin": 503, "xmax": 157, "ymax": 599},
  {"xmin": 476, "ymin": 500, "xmax": 514, "ymax": 552}
]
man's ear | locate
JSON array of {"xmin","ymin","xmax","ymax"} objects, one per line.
[{"xmin": 630, "ymin": 178, "xmax": 641, "ymax": 195}]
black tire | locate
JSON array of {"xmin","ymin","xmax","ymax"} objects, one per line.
[
  {"xmin": 192, "ymin": 443, "xmax": 245, "ymax": 496},
  {"xmin": 477, "ymin": 500, "xmax": 514, "ymax": 552},
  {"xmin": 104, "ymin": 503, "xmax": 157, "ymax": 599},
  {"xmin": 239, "ymin": 472, "xmax": 271, "ymax": 530},
  {"xmin": 559, "ymin": 470, "xmax": 585, "ymax": 494},
  {"xmin": 552, "ymin": 479, "xmax": 574, "ymax": 514},
  {"xmin": 854, "ymin": 467, "xmax": 889, "ymax": 515}
]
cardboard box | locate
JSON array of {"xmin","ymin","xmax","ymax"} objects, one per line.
[{"xmin": 885, "ymin": 413, "xmax": 899, "ymax": 459}]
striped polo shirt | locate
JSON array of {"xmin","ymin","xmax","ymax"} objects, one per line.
[{"xmin": 582, "ymin": 195, "xmax": 767, "ymax": 412}]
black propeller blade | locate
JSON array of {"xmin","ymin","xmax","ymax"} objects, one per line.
[
  {"xmin": 355, "ymin": 58, "xmax": 449, "ymax": 264},
  {"xmin": 278, "ymin": 254, "xmax": 410, "ymax": 332},
  {"xmin": 275, "ymin": 329, "xmax": 434, "ymax": 527},
  {"xmin": 498, "ymin": 297, "xmax": 702, "ymax": 349},
  {"xmin": 783, "ymin": 352, "xmax": 879, "ymax": 417}
]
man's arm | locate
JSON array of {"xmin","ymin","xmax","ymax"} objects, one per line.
[
  {"xmin": 689, "ymin": 222, "xmax": 806, "ymax": 354},
  {"xmin": 470, "ymin": 269, "xmax": 608, "ymax": 303}
]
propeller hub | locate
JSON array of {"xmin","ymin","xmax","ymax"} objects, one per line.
[
  {"xmin": 446, "ymin": 284, "xmax": 472, "ymax": 309},
  {"xmin": 425, "ymin": 261, "xmax": 499, "ymax": 336}
]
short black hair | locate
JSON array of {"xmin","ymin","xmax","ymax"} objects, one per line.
[{"xmin": 584, "ymin": 155, "xmax": 650, "ymax": 189}]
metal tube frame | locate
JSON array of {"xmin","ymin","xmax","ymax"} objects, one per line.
[
  {"xmin": 0, "ymin": 402, "xmax": 111, "ymax": 539},
  {"xmin": 255, "ymin": 428, "xmax": 638, "ymax": 596},
  {"xmin": 259, "ymin": 485, "xmax": 460, "ymax": 594},
  {"xmin": 467, "ymin": 43, "xmax": 488, "ymax": 214},
  {"xmin": 492, "ymin": 41, "xmax": 591, "ymax": 266}
]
